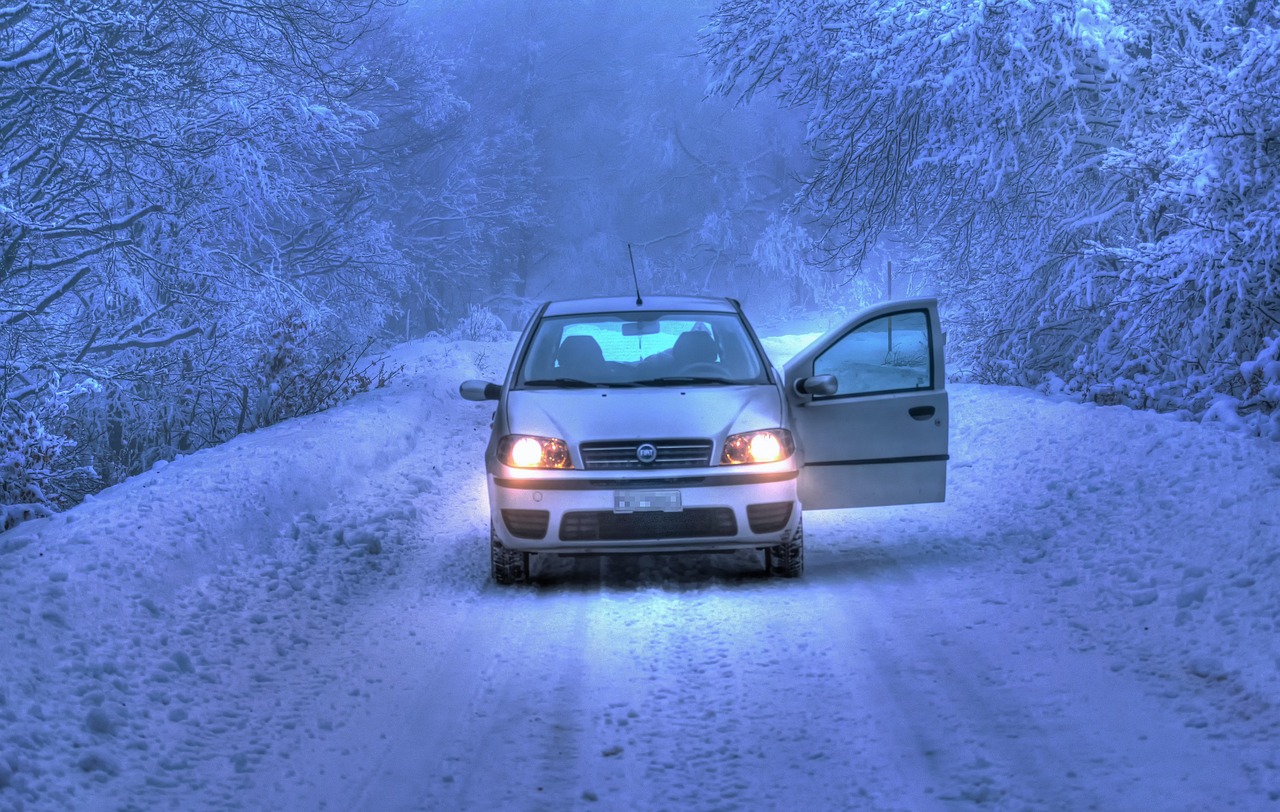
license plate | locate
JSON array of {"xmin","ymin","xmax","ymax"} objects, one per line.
[{"xmin": 614, "ymin": 490, "xmax": 682, "ymax": 513}]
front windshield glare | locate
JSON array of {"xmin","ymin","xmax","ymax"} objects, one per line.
[{"xmin": 518, "ymin": 311, "xmax": 768, "ymax": 388}]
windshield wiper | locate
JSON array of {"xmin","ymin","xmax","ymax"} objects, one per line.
[
  {"xmin": 524, "ymin": 376, "xmax": 741, "ymax": 389},
  {"xmin": 632, "ymin": 376, "xmax": 740, "ymax": 387},
  {"xmin": 522, "ymin": 377, "xmax": 609, "ymax": 388}
]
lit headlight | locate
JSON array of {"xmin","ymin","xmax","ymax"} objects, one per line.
[
  {"xmin": 498, "ymin": 435, "xmax": 573, "ymax": 469},
  {"xmin": 720, "ymin": 429, "xmax": 794, "ymax": 465}
]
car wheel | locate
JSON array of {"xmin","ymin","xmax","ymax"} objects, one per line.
[
  {"xmin": 769, "ymin": 517, "xmax": 804, "ymax": 578},
  {"xmin": 490, "ymin": 522, "xmax": 528, "ymax": 585}
]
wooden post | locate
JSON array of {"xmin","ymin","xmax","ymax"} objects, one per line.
[{"xmin": 886, "ymin": 260, "xmax": 893, "ymax": 353}]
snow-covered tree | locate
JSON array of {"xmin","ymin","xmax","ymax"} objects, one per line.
[
  {"xmin": 703, "ymin": 0, "xmax": 1279, "ymax": 434},
  {"xmin": 347, "ymin": 17, "xmax": 544, "ymax": 336},
  {"xmin": 0, "ymin": 0, "xmax": 424, "ymax": 513}
]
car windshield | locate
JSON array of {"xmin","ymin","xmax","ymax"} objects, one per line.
[{"xmin": 516, "ymin": 310, "xmax": 770, "ymax": 388}]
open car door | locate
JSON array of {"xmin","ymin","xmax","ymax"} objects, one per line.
[{"xmin": 782, "ymin": 298, "xmax": 948, "ymax": 510}]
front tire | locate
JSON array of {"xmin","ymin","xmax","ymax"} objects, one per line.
[
  {"xmin": 490, "ymin": 522, "xmax": 528, "ymax": 585},
  {"xmin": 769, "ymin": 517, "xmax": 804, "ymax": 578}
]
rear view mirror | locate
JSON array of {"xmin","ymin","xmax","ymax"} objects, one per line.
[
  {"xmin": 796, "ymin": 374, "xmax": 838, "ymax": 397},
  {"xmin": 460, "ymin": 380, "xmax": 501, "ymax": 401},
  {"xmin": 622, "ymin": 321, "xmax": 660, "ymax": 336}
]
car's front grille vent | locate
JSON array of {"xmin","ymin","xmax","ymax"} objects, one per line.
[
  {"xmin": 501, "ymin": 509, "xmax": 550, "ymax": 540},
  {"xmin": 747, "ymin": 502, "xmax": 794, "ymax": 534},
  {"xmin": 579, "ymin": 439, "xmax": 713, "ymax": 470},
  {"xmin": 559, "ymin": 509, "xmax": 737, "ymax": 542}
]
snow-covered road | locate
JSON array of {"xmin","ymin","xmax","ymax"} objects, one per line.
[{"xmin": 2, "ymin": 334, "xmax": 1279, "ymax": 811}]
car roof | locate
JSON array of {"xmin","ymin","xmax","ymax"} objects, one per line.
[{"xmin": 542, "ymin": 295, "xmax": 738, "ymax": 317}]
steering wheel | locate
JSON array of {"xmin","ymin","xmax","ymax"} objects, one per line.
[{"xmin": 678, "ymin": 362, "xmax": 724, "ymax": 377}]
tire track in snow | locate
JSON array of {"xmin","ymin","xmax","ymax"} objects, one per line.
[
  {"xmin": 378, "ymin": 568, "xmax": 932, "ymax": 812},
  {"xmin": 800, "ymin": 525, "xmax": 1255, "ymax": 812}
]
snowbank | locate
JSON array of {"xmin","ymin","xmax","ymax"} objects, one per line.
[{"xmin": 0, "ymin": 337, "xmax": 503, "ymax": 811}]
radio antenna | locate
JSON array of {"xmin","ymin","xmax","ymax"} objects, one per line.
[{"xmin": 627, "ymin": 243, "xmax": 643, "ymax": 306}]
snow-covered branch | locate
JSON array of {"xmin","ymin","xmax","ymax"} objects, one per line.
[
  {"xmin": 2, "ymin": 266, "xmax": 92, "ymax": 325},
  {"xmin": 81, "ymin": 326, "xmax": 205, "ymax": 356}
]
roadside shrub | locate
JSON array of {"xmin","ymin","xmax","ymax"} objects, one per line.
[
  {"xmin": 253, "ymin": 312, "xmax": 402, "ymax": 429},
  {"xmin": 1, "ymin": 382, "xmax": 100, "ymax": 530},
  {"xmin": 450, "ymin": 305, "xmax": 508, "ymax": 342}
]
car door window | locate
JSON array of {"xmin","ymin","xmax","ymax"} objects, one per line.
[{"xmin": 813, "ymin": 310, "xmax": 932, "ymax": 397}]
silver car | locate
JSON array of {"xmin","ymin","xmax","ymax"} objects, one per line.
[{"xmin": 460, "ymin": 295, "xmax": 949, "ymax": 584}]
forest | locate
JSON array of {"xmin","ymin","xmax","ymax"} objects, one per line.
[{"xmin": 2, "ymin": 0, "xmax": 1278, "ymax": 527}]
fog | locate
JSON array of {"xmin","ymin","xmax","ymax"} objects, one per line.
[{"xmin": 399, "ymin": 0, "xmax": 828, "ymax": 323}]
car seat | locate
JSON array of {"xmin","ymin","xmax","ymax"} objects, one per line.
[
  {"xmin": 556, "ymin": 335, "xmax": 606, "ymax": 376},
  {"xmin": 672, "ymin": 330, "xmax": 718, "ymax": 368}
]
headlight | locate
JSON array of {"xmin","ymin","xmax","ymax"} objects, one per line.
[
  {"xmin": 720, "ymin": 429, "xmax": 794, "ymax": 465},
  {"xmin": 498, "ymin": 435, "xmax": 573, "ymax": 469}
]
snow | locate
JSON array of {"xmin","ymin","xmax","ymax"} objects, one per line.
[
  {"xmin": 813, "ymin": 325, "xmax": 931, "ymax": 394},
  {"xmin": 2, "ymin": 330, "xmax": 1279, "ymax": 811}
]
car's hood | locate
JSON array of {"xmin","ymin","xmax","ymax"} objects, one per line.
[{"xmin": 505, "ymin": 385, "xmax": 782, "ymax": 443}]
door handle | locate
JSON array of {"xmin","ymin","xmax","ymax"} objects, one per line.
[{"xmin": 908, "ymin": 405, "xmax": 935, "ymax": 421}]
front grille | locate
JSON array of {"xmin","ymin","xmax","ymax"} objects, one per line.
[
  {"xmin": 587, "ymin": 477, "xmax": 705, "ymax": 489},
  {"xmin": 501, "ymin": 509, "xmax": 550, "ymax": 540},
  {"xmin": 560, "ymin": 509, "xmax": 737, "ymax": 541},
  {"xmin": 747, "ymin": 502, "xmax": 794, "ymax": 534},
  {"xmin": 579, "ymin": 439, "xmax": 713, "ymax": 470}
]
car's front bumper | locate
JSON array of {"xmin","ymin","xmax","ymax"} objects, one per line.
[{"xmin": 487, "ymin": 466, "xmax": 800, "ymax": 554}]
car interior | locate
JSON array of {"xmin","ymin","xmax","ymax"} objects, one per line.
[
  {"xmin": 554, "ymin": 335, "xmax": 607, "ymax": 377},
  {"xmin": 520, "ymin": 313, "xmax": 767, "ymax": 385},
  {"xmin": 671, "ymin": 330, "xmax": 718, "ymax": 368}
]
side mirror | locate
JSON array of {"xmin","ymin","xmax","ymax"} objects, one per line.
[
  {"xmin": 796, "ymin": 374, "xmax": 838, "ymax": 397},
  {"xmin": 460, "ymin": 380, "xmax": 502, "ymax": 402}
]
